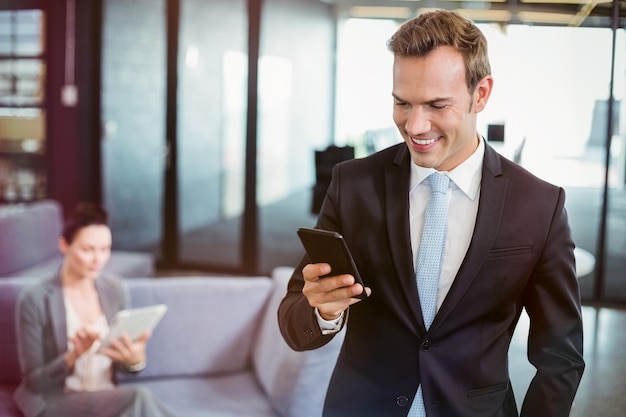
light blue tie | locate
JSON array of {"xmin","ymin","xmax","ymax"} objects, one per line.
[{"xmin": 408, "ymin": 172, "xmax": 450, "ymax": 417}]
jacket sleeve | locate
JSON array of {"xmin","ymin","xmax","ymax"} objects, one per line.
[
  {"xmin": 278, "ymin": 164, "xmax": 347, "ymax": 351},
  {"xmin": 15, "ymin": 288, "xmax": 71, "ymax": 394},
  {"xmin": 520, "ymin": 187, "xmax": 585, "ymax": 416},
  {"xmin": 277, "ymin": 257, "xmax": 343, "ymax": 351}
]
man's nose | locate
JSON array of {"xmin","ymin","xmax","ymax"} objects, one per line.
[{"xmin": 405, "ymin": 107, "xmax": 431, "ymax": 135}]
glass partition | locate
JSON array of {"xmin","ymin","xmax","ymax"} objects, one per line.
[
  {"xmin": 335, "ymin": 17, "xmax": 626, "ymax": 303},
  {"xmin": 256, "ymin": 0, "xmax": 335, "ymax": 274},
  {"xmin": 483, "ymin": 25, "xmax": 625, "ymax": 302},
  {"xmin": 604, "ymin": 29, "xmax": 626, "ymax": 303},
  {"xmin": 176, "ymin": 0, "xmax": 248, "ymax": 270},
  {"xmin": 101, "ymin": 0, "xmax": 167, "ymax": 251}
]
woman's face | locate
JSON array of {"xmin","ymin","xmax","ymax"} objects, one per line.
[{"xmin": 59, "ymin": 225, "xmax": 112, "ymax": 280}]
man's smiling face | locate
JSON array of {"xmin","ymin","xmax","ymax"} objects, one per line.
[{"xmin": 392, "ymin": 46, "xmax": 493, "ymax": 171}]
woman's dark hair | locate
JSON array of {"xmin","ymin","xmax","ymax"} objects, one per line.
[{"xmin": 62, "ymin": 202, "xmax": 109, "ymax": 244}]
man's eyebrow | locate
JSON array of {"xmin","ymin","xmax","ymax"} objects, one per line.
[
  {"xmin": 425, "ymin": 97, "xmax": 451, "ymax": 104},
  {"xmin": 391, "ymin": 94, "xmax": 452, "ymax": 104}
]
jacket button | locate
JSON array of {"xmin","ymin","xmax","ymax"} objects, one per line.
[
  {"xmin": 396, "ymin": 395, "xmax": 409, "ymax": 407},
  {"xmin": 421, "ymin": 339, "xmax": 431, "ymax": 351}
]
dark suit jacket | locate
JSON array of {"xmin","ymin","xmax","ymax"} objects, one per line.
[
  {"xmin": 278, "ymin": 141, "xmax": 584, "ymax": 417},
  {"xmin": 13, "ymin": 273, "xmax": 128, "ymax": 417}
]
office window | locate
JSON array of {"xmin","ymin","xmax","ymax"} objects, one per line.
[{"xmin": 335, "ymin": 19, "xmax": 626, "ymax": 303}]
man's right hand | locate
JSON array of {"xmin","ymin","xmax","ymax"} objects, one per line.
[{"xmin": 302, "ymin": 263, "xmax": 371, "ymax": 321}]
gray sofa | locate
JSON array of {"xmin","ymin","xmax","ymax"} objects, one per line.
[
  {"xmin": 0, "ymin": 200, "xmax": 154, "ymax": 279},
  {"xmin": 0, "ymin": 267, "xmax": 344, "ymax": 417}
]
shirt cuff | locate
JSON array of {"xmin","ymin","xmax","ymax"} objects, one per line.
[{"xmin": 315, "ymin": 308, "xmax": 344, "ymax": 335}]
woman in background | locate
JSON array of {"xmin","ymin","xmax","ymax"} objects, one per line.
[{"xmin": 14, "ymin": 202, "xmax": 177, "ymax": 417}]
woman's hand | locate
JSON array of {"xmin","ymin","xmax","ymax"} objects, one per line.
[
  {"xmin": 99, "ymin": 331, "xmax": 151, "ymax": 371},
  {"xmin": 65, "ymin": 328, "xmax": 100, "ymax": 368}
]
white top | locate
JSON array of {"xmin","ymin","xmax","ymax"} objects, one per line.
[{"xmin": 64, "ymin": 295, "xmax": 115, "ymax": 392}]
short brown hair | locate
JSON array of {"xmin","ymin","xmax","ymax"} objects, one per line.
[
  {"xmin": 62, "ymin": 202, "xmax": 109, "ymax": 243},
  {"xmin": 387, "ymin": 9, "xmax": 491, "ymax": 93}
]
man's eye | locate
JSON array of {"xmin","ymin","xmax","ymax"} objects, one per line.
[
  {"xmin": 394, "ymin": 100, "xmax": 408, "ymax": 106},
  {"xmin": 431, "ymin": 103, "xmax": 448, "ymax": 109}
]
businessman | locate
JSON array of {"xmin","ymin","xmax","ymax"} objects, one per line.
[{"xmin": 278, "ymin": 9, "xmax": 584, "ymax": 417}]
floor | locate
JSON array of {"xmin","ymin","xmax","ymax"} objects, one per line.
[{"xmin": 170, "ymin": 188, "xmax": 318, "ymax": 275}]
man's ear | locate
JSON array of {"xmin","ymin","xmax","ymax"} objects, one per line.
[{"xmin": 472, "ymin": 75, "xmax": 493, "ymax": 113}]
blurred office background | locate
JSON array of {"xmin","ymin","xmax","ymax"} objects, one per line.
[{"xmin": 0, "ymin": 0, "xmax": 625, "ymax": 307}]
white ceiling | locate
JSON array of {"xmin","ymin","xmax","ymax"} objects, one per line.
[{"xmin": 321, "ymin": 0, "xmax": 625, "ymax": 28}]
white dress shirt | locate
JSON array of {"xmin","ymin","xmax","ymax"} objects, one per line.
[
  {"xmin": 317, "ymin": 138, "xmax": 484, "ymax": 331},
  {"xmin": 409, "ymin": 138, "xmax": 483, "ymax": 310}
]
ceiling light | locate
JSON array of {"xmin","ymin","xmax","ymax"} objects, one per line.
[
  {"xmin": 440, "ymin": 0, "xmax": 507, "ymax": 2},
  {"xmin": 517, "ymin": 11, "xmax": 579, "ymax": 24},
  {"xmin": 349, "ymin": 6, "xmax": 412, "ymax": 19},
  {"xmin": 455, "ymin": 9, "xmax": 513, "ymax": 21},
  {"xmin": 520, "ymin": 0, "xmax": 610, "ymax": 4}
]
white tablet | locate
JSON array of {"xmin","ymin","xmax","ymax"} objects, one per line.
[{"xmin": 101, "ymin": 304, "xmax": 168, "ymax": 347}]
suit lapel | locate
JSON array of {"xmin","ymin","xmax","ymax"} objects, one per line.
[
  {"xmin": 384, "ymin": 146, "xmax": 427, "ymax": 333},
  {"xmin": 429, "ymin": 144, "xmax": 507, "ymax": 331},
  {"xmin": 96, "ymin": 276, "xmax": 118, "ymax": 323},
  {"xmin": 48, "ymin": 274, "xmax": 117, "ymax": 354},
  {"xmin": 45, "ymin": 276, "xmax": 68, "ymax": 355}
]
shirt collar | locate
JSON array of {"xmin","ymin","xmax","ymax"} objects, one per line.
[{"xmin": 409, "ymin": 135, "xmax": 484, "ymax": 200}]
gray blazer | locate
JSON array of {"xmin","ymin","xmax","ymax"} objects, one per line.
[{"xmin": 13, "ymin": 273, "xmax": 128, "ymax": 417}]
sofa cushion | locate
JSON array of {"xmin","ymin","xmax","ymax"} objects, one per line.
[
  {"xmin": 123, "ymin": 372, "xmax": 278, "ymax": 417},
  {"xmin": 121, "ymin": 276, "xmax": 274, "ymax": 380},
  {"xmin": 253, "ymin": 267, "xmax": 344, "ymax": 417},
  {"xmin": 0, "ymin": 201, "xmax": 62, "ymax": 276}
]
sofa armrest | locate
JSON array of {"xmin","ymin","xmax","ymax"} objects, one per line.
[{"xmin": 253, "ymin": 267, "xmax": 344, "ymax": 417}]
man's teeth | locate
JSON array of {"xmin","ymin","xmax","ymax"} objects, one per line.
[{"xmin": 412, "ymin": 137, "xmax": 438, "ymax": 145}]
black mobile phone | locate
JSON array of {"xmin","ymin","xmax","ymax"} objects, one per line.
[{"xmin": 297, "ymin": 227, "xmax": 368, "ymax": 299}]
